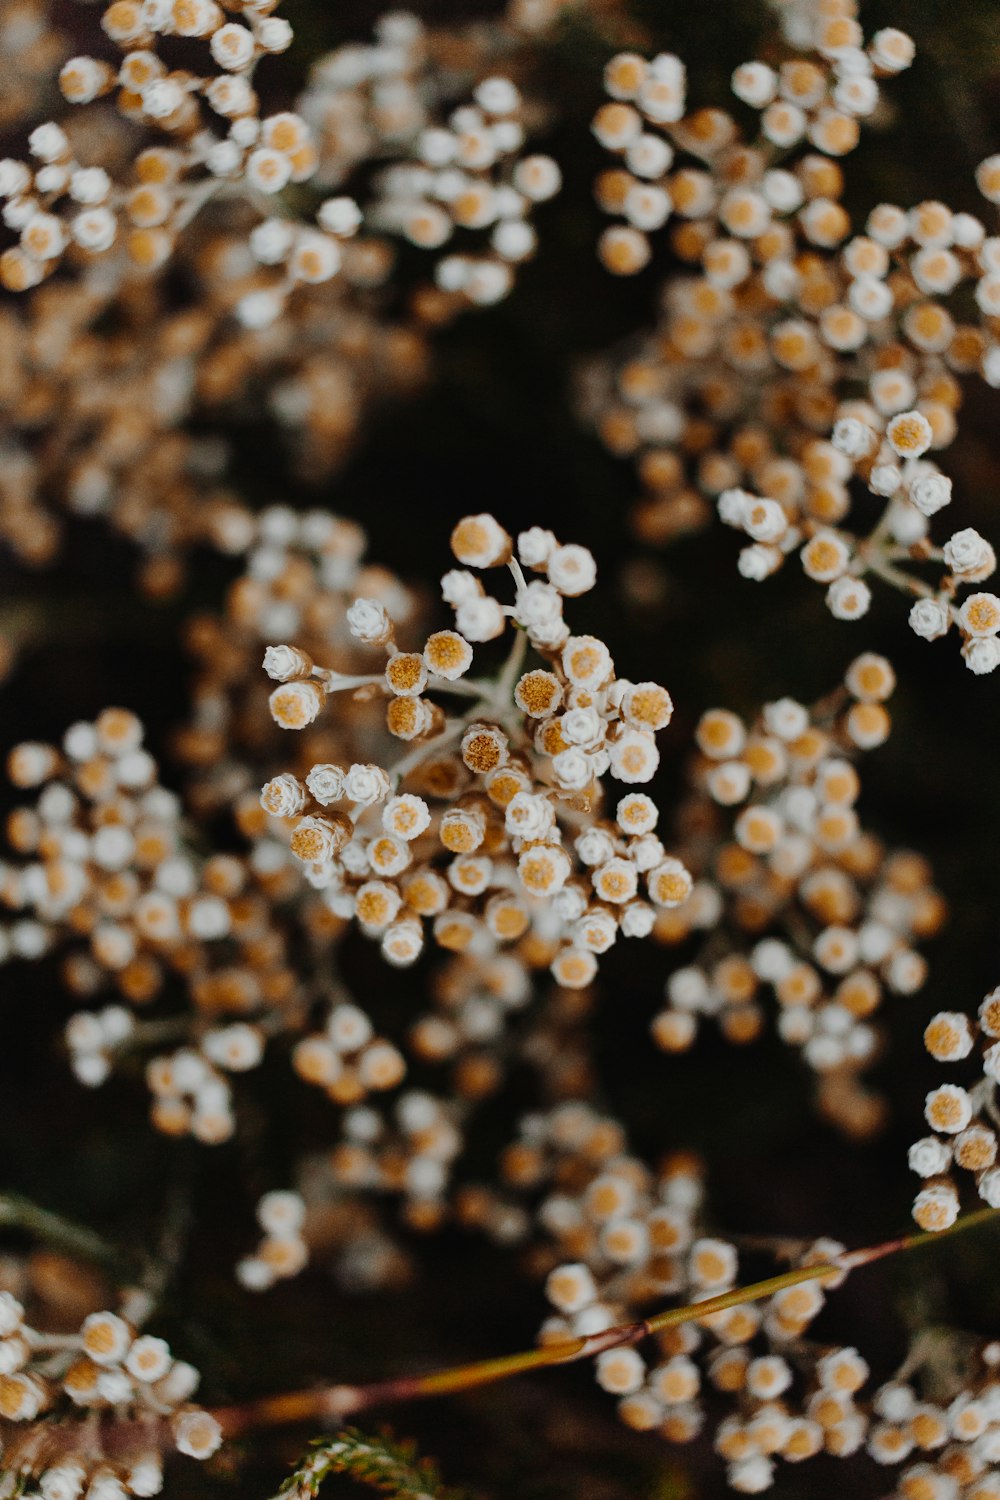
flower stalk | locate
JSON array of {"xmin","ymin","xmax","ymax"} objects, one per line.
[{"xmin": 212, "ymin": 1206, "xmax": 1000, "ymax": 1439}]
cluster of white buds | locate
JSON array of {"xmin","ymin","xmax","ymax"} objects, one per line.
[
  {"xmin": 368, "ymin": 77, "xmax": 561, "ymax": 306},
  {"xmin": 0, "ymin": 1295, "xmax": 220, "ymax": 1495},
  {"xmin": 235, "ymin": 1190, "xmax": 308, "ymax": 1291},
  {"xmin": 488, "ymin": 1101, "xmax": 1000, "ymax": 1491},
  {"xmin": 591, "ymin": 50, "xmax": 686, "ymax": 277},
  {"xmin": 826, "ymin": 408, "xmax": 1000, "ymax": 668},
  {"xmin": 592, "ymin": 5, "xmax": 913, "ymax": 279},
  {"xmin": 0, "ymin": 711, "xmax": 292, "ymax": 1144},
  {"xmin": 236, "ymin": 1089, "xmax": 469, "ymax": 1291},
  {"xmin": 865, "ymin": 1351, "xmax": 1000, "ymax": 1500},
  {"xmin": 580, "ymin": 2, "xmax": 1000, "ymax": 664},
  {"xmin": 405, "ymin": 946, "xmax": 534, "ymax": 1103},
  {"xmin": 584, "ymin": 179, "xmax": 1000, "ymax": 643},
  {"xmin": 0, "ymin": 112, "xmax": 340, "ymax": 295},
  {"xmin": 295, "ymin": 12, "xmax": 434, "ymax": 189},
  {"xmin": 910, "ymin": 985, "xmax": 1000, "ymax": 1232},
  {"xmin": 465, "ymin": 1103, "xmax": 944, "ymax": 1491},
  {"xmin": 176, "ymin": 502, "xmax": 419, "ymax": 812},
  {"xmin": 649, "ymin": 655, "xmax": 944, "ymax": 1135},
  {"xmin": 1, "ymin": 708, "xmax": 172, "ymax": 986},
  {"xmin": 0, "ymin": 0, "xmax": 319, "ymax": 292},
  {"xmin": 0, "ymin": 0, "xmax": 574, "ymax": 577},
  {"xmin": 236, "ymin": 192, "xmax": 363, "ymax": 330},
  {"xmin": 263, "ymin": 514, "xmax": 684, "ymax": 988},
  {"xmin": 0, "ymin": 3, "xmax": 457, "ymax": 571},
  {"xmin": 289, "ymin": 1001, "xmax": 406, "ymax": 1106}
]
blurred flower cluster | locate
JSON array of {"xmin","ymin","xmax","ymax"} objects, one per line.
[
  {"xmin": 581, "ymin": 10, "xmax": 1000, "ymax": 669},
  {"xmin": 0, "ymin": 0, "xmax": 561, "ymax": 581}
]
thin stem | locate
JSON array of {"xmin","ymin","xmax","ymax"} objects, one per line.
[
  {"xmin": 427, "ymin": 676, "xmax": 489, "ymax": 699},
  {"xmin": 173, "ymin": 177, "xmax": 223, "ymax": 234},
  {"xmin": 507, "ymin": 558, "xmax": 528, "ymax": 595},
  {"xmin": 384, "ymin": 617, "xmax": 533, "ymax": 789},
  {"xmin": 387, "ymin": 719, "xmax": 466, "ymax": 789},
  {"xmin": 839, "ymin": 1204, "xmax": 1000, "ymax": 1268},
  {"xmin": 863, "ymin": 553, "xmax": 937, "ymax": 601},
  {"xmin": 24, "ymin": 1333, "xmax": 82, "ymax": 1352},
  {"xmin": 492, "ymin": 625, "xmax": 528, "ymax": 708},
  {"xmin": 863, "ymin": 506, "xmax": 896, "ymax": 554},
  {"xmin": 211, "ymin": 1206, "xmax": 1000, "ymax": 1438},
  {"xmin": 312, "ymin": 672, "xmax": 384, "ymax": 692},
  {"xmin": 0, "ymin": 1193, "xmax": 128, "ymax": 1273}
]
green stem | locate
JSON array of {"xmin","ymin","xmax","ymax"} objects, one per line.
[
  {"xmin": 213, "ymin": 1205, "xmax": 1000, "ymax": 1438},
  {"xmin": 0, "ymin": 1193, "xmax": 128, "ymax": 1273}
]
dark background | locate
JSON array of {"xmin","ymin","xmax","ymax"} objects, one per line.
[{"xmin": 3, "ymin": 0, "xmax": 1000, "ymax": 1494}]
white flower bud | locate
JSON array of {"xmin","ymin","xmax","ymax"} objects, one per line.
[
  {"xmin": 907, "ymin": 1136, "xmax": 952, "ymax": 1177},
  {"xmin": 944, "ymin": 529, "xmax": 994, "ymax": 577},
  {"xmin": 28, "ymin": 122, "xmax": 69, "ymax": 161},
  {"xmin": 317, "ymin": 196, "xmax": 362, "ymax": 236},
  {"xmin": 346, "ymin": 597, "xmax": 391, "ymax": 644},
  {"xmin": 908, "ymin": 472, "xmax": 952, "ymax": 517},
  {"xmin": 831, "ymin": 417, "xmax": 876, "ymax": 458}
]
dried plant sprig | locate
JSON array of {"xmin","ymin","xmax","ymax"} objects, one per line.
[{"xmin": 273, "ymin": 1426, "xmax": 475, "ymax": 1500}]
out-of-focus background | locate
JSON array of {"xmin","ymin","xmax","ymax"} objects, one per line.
[{"xmin": 3, "ymin": 0, "xmax": 1000, "ymax": 1494}]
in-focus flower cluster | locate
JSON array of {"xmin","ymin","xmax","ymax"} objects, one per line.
[
  {"xmin": 0, "ymin": 1292, "xmax": 220, "ymax": 1496},
  {"xmin": 261, "ymin": 514, "xmax": 684, "ymax": 988}
]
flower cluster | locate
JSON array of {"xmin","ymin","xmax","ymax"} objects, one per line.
[
  {"xmin": 868, "ymin": 1354, "xmax": 1000, "ymax": 1500},
  {"xmin": 262, "ymin": 514, "xmax": 684, "ymax": 987},
  {"xmin": 648, "ymin": 654, "xmax": 943, "ymax": 1132},
  {"xmin": 910, "ymin": 983, "xmax": 1000, "ymax": 1232},
  {"xmin": 367, "ymin": 77, "xmax": 561, "ymax": 306},
  {"xmin": 581, "ymin": 9, "xmax": 1000, "ymax": 664},
  {"xmin": 466, "ymin": 1103, "xmax": 975, "ymax": 1493},
  {"xmin": 0, "ymin": 225, "xmax": 429, "ymax": 576},
  {"xmin": 592, "ymin": 9, "xmax": 914, "ymax": 275},
  {"xmin": 453, "ymin": 1101, "xmax": 1000, "ymax": 1494},
  {"xmin": 0, "ymin": 710, "xmax": 297, "ymax": 1143},
  {"xmin": 2, "ymin": 2, "xmax": 322, "ymax": 295},
  {"xmin": 0, "ymin": 2, "xmax": 562, "ymax": 571},
  {"xmin": 237, "ymin": 1088, "xmax": 475, "ymax": 1290},
  {"xmin": 0, "ymin": 1293, "xmax": 220, "ymax": 1496},
  {"xmin": 174, "ymin": 502, "xmax": 419, "ymax": 813}
]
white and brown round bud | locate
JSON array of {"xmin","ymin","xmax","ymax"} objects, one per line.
[
  {"xmin": 450, "ymin": 514, "xmax": 511, "ymax": 568},
  {"xmin": 269, "ymin": 680, "xmax": 325, "ymax": 729}
]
